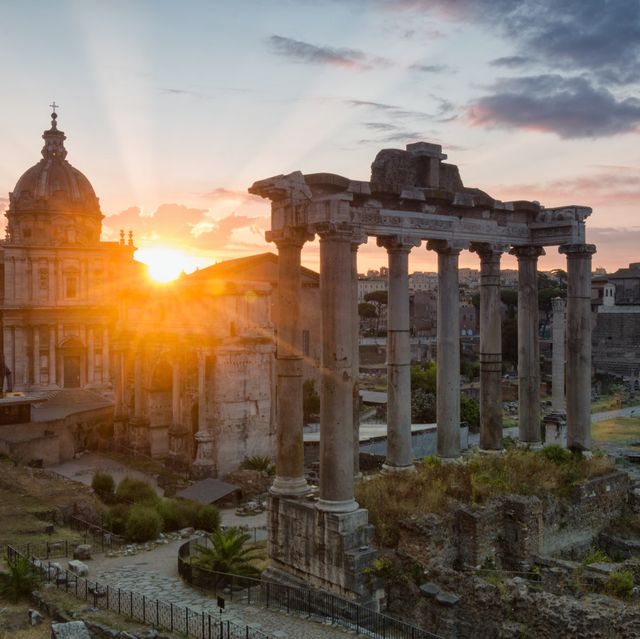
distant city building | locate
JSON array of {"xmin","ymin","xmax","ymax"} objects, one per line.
[{"xmin": 592, "ymin": 263, "xmax": 640, "ymax": 386}]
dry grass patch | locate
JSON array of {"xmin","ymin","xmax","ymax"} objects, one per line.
[{"xmin": 356, "ymin": 448, "xmax": 615, "ymax": 547}]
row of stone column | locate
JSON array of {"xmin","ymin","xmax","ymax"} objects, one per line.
[{"xmin": 270, "ymin": 226, "xmax": 595, "ymax": 513}]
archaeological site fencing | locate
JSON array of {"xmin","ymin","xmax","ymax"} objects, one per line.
[
  {"xmin": 179, "ymin": 537, "xmax": 442, "ymax": 639},
  {"xmin": 6, "ymin": 545, "xmax": 269, "ymax": 639}
]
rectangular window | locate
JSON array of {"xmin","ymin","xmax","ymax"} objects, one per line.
[
  {"xmin": 66, "ymin": 276, "xmax": 77, "ymax": 299},
  {"xmin": 302, "ymin": 330, "xmax": 310, "ymax": 357}
]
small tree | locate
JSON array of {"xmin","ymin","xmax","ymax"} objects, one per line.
[
  {"xmin": 91, "ymin": 471, "xmax": 115, "ymax": 503},
  {"xmin": 195, "ymin": 528, "xmax": 265, "ymax": 578},
  {"xmin": 461, "ymin": 396, "xmax": 480, "ymax": 432},
  {"xmin": 0, "ymin": 556, "xmax": 41, "ymax": 602},
  {"xmin": 116, "ymin": 477, "xmax": 158, "ymax": 504},
  {"xmin": 125, "ymin": 505, "xmax": 163, "ymax": 543}
]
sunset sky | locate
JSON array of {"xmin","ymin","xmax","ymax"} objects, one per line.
[{"xmin": 1, "ymin": 0, "xmax": 639, "ymax": 275}]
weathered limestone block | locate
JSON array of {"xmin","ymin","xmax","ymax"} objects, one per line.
[
  {"xmin": 73, "ymin": 544, "xmax": 91, "ymax": 560},
  {"xmin": 501, "ymin": 495, "xmax": 543, "ymax": 570},
  {"xmin": 51, "ymin": 621, "xmax": 92, "ymax": 639},
  {"xmin": 67, "ymin": 559, "xmax": 88, "ymax": 577},
  {"xmin": 455, "ymin": 504, "xmax": 501, "ymax": 569},
  {"xmin": 266, "ymin": 494, "xmax": 381, "ymax": 606}
]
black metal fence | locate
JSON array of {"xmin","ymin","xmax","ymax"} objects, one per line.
[
  {"xmin": 63, "ymin": 514, "xmax": 125, "ymax": 552},
  {"xmin": 179, "ymin": 537, "xmax": 442, "ymax": 639},
  {"xmin": 7, "ymin": 545, "xmax": 269, "ymax": 639}
]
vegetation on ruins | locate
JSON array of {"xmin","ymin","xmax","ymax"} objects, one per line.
[
  {"xmin": 410, "ymin": 362, "xmax": 480, "ymax": 430},
  {"xmin": 0, "ymin": 556, "xmax": 41, "ymax": 602},
  {"xmin": 605, "ymin": 569, "xmax": 634, "ymax": 600},
  {"xmin": 91, "ymin": 471, "xmax": 116, "ymax": 503},
  {"xmin": 95, "ymin": 473, "xmax": 220, "ymax": 541},
  {"xmin": 240, "ymin": 455, "xmax": 276, "ymax": 475},
  {"xmin": 355, "ymin": 447, "xmax": 615, "ymax": 547},
  {"xmin": 194, "ymin": 527, "xmax": 265, "ymax": 577},
  {"xmin": 125, "ymin": 505, "xmax": 163, "ymax": 543}
]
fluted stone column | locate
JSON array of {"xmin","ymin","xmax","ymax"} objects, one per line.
[
  {"xmin": 87, "ymin": 327, "xmax": 95, "ymax": 385},
  {"xmin": 351, "ymin": 241, "xmax": 361, "ymax": 477},
  {"xmin": 102, "ymin": 329, "xmax": 110, "ymax": 384},
  {"xmin": 474, "ymin": 245, "xmax": 503, "ymax": 451},
  {"xmin": 511, "ymin": 246, "xmax": 545, "ymax": 446},
  {"xmin": 551, "ymin": 297, "xmax": 566, "ymax": 413},
  {"xmin": 317, "ymin": 225, "xmax": 358, "ymax": 512},
  {"xmin": 268, "ymin": 228, "xmax": 312, "ymax": 496},
  {"xmin": 33, "ymin": 326, "xmax": 40, "ymax": 386},
  {"xmin": 193, "ymin": 348, "xmax": 214, "ymax": 475},
  {"xmin": 379, "ymin": 236, "xmax": 419, "ymax": 471},
  {"xmin": 560, "ymin": 244, "xmax": 596, "ymax": 451},
  {"xmin": 49, "ymin": 326, "xmax": 56, "ymax": 386},
  {"xmin": 134, "ymin": 353, "xmax": 144, "ymax": 419},
  {"xmin": 429, "ymin": 241, "xmax": 462, "ymax": 459}
]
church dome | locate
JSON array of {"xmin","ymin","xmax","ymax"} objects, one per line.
[{"xmin": 6, "ymin": 109, "xmax": 103, "ymax": 245}]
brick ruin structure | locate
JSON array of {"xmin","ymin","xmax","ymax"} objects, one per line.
[{"xmin": 250, "ymin": 142, "xmax": 596, "ymax": 604}]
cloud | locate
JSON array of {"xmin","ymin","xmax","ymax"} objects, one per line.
[
  {"xmin": 267, "ymin": 35, "xmax": 390, "ymax": 71},
  {"xmin": 383, "ymin": 0, "xmax": 640, "ymax": 85},
  {"xmin": 102, "ymin": 203, "xmax": 270, "ymax": 258},
  {"xmin": 489, "ymin": 56, "xmax": 533, "ymax": 68},
  {"xmin": 409, "ymin": 63, "xmax": 452, "ymax": 74},
  {"xmin": 586, "ymin": 227, "xmax": 640, "ymax": 267},
  {"xmin": 201, "ymin": 187, "xmax": 263, "ymax": 203},
  {"xmin": 468, "ymin": 75, "xmax": 640, "ymax": 138},
  {"xmin": 344, "ymin": 99, "xmax": 429, "ymax": 120},
  {"xmin": 489, "ymin": 168, "xmax": 640, "ymax": 209}
]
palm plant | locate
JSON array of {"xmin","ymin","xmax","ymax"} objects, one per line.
[
  {"xmin": 0, "ymin": 556, "xmax": 41, "ymax": 602},
  {"xmin": 194, "ymin": 528, "xmax": 265, "ymax": 579}
]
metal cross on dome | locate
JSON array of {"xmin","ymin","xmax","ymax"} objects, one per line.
[{"xmin": 49, "ymin": 101, "xmax": 59, "ymax": 113}]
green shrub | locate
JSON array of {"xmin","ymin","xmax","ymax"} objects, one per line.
[
  {"xmin": 115, "ymin": 477, "xmax": 158, "ymax": 504},
  {"xmin": 194, "ymin": 504, "xmax": 221, "ymax": 532},
  {"xmin": 157, "ymin": 499, "xmax": 189, "ymax": 532},
  {"xmin": 91, "ymin": 471, "xmax": 115, "ymax": 503},
  {"xmin": 240, "ymin": 455, "xmax": 275, "ymax": 475},
  {"xmin": 606, "ymin": 569, "xmax": 634, "ymax": 599},
  {"xmin": 541, "ymin": 445, "xmax": 572, "ymax": 465},
  {"xmin": 104, "ymin": 503, "xmax": 130, "ymax": 536},
  {"xmin": 0, "ymin": 556, "xmax": 41, "ymax": 602},
  {"xmin": 581, "ymin": 547, "xmax": 610, "ymax": 566},
  {"xmin": 125, "ymin": 505, "xmax": 163, "ymax": 543}
]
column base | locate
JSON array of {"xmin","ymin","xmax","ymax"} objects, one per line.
[
  {"xmin": 381, "ymin": 462, "xmax": 416, "ymax": 474},
  {"xmin": 518, "ymin": 440, "xmax": 543, "ymax": 451},
  {"xmin": 270, "ymin": 475, "xmax": 311, "ymax": 497},
  {"xmin": 478, "ymin": 448, "xmax": 506, "ymax": 456},
  {"xmin": 316, "ymin": 497, "xmax": 360, "ymax": 513},
  {"xmin": 267, "ymin": 494, "xmax": 382, "ymax": 607}
]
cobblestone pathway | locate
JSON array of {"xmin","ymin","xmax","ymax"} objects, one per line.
[{"xmin": 95, "ymin": 563, "xmax": 361, "ymax": 638}]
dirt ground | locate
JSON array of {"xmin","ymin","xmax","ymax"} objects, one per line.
[{"xmin": 0, "ymin": 458, "xmax": 100, "ymax": 548}]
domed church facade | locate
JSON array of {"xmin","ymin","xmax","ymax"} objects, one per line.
[{"xmin": 1, "ymin": 110, "xmax": 138, "ymax": 391}]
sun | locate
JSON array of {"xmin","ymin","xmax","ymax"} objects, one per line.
[{"xmin": 136, "ymin": 247, "xmax": 202, "ymax": 283}]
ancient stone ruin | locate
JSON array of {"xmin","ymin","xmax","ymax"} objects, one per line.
[{"xmin": 251, "ymin": 142, "xmax": 596, "ymax": 604}]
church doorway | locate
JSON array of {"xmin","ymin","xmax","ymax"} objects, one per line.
[{"xmin": 63, "ymin": 355, "xmax": 81, "ymax": 388}]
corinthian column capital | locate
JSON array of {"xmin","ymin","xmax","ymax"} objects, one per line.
[{"xmin": 376, "ymin": 235, "xmax": 421, "ymax": 253}]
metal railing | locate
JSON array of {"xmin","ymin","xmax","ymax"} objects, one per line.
[
  {"xmin": 7, "ymin": 545, "xmax": 269, "ymax": 639},
  {"xmin": 179, "ymin": 537, "xmax": 442, "ymax": 639},
  {"xmin": 63, "ymin": 514, "xmax": 125, "ymax": 551}
]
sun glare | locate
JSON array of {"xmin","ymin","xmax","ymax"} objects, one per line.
[{"xmin": 136, "ymin": 247, "xmax": 202, "ymax": 283}]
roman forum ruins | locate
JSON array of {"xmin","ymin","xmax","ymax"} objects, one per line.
[{"xmin": 251, "ymin": 142, "xmax": 595, "ymax": 603}]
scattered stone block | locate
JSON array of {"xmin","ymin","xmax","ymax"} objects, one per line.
[
  {"xmin": 28, "ymin": 609, "xmax": 43, "ymax": 625},
  {"xmin": 73, "ymin": 544, "xmax": 92, "ymax": 560},
  {"xmin": 51, "ymin": 620, "xmax": 92, "ymax": 639},
  {"xmin": 419, "ymin": 582, "xmax": 440, "ymax": 598},
  {"xmin": 68, "ymin": 560, "xmax": 88, "ymax": 577},
  {"xmin": 435, "ymin": 591, "xmax": 460, "ymax": 606},
  {"xmin": 179, "ymin": 527, "xmax": 195, "ymax": 538}
]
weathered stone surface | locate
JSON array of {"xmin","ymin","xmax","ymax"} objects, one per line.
[
  {"xmin": 28, "ymin": 609, "xmax": 43, "ymax": 626},
  {"xmin": 51, "ymin": 621, "xmax": 92, "ymax": 639},
  {"xmin": 73, "ymin": 544, "xmax": 92, "ymax": 560},
  {"xmin": 68, "ymin": 559, "xmax": 88, "ymax": 577},
  {"xmin": 419, "ymin": 582, "xmax": 440, "ymax": 598}
]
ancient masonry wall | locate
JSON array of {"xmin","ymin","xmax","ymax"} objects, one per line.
[{"xmin": 266, "ymin": 495, "xmax": 383, "ymax": 608}]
